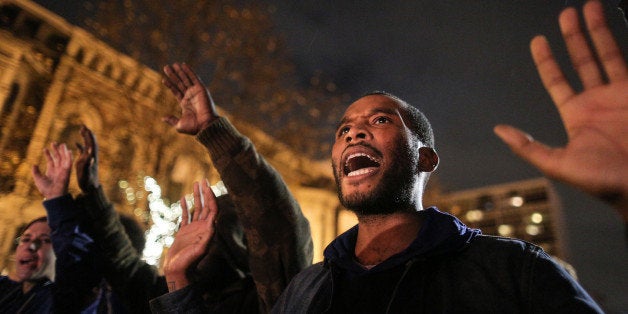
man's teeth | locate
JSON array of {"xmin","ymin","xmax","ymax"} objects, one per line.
[
  {"xmin": 345, "ymin": 153, "xmax": 378, "ymax": 165},
  {"xmin": 347, "ymin": 167, "xmax": 376, "ymax": 177}
]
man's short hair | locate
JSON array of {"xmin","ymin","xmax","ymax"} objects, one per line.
[
  {"xmin": 22, "ymin": 216, "xmax": 48, "ymax": 234},
  {"xmin": 363, "ymin": 91, "xmax": 435, "ymax": 148}
]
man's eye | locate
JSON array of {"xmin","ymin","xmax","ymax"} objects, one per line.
[
  {"xmin": 338, "ymin": 127, "xmax": 349, "ymax": 136},
  {"xmin": 374, "ymin": 116, "xmax": 390, "ymax": 124},
  {"xmin": 20, "ymin": 237, "xmax": 30, "ymax": 243},
  {"xmin": 41, "ymin": 238, "xmax": 52, "ymax": 244}
]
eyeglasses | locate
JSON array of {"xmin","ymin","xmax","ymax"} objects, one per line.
[{"xmin": 15, "ymin": 236, "xmax": 52, "ymax": 248}]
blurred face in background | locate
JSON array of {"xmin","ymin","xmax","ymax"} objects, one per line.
[{"xmin": 14, "ymin": 221, "xmax": 55, "ymax": 282}]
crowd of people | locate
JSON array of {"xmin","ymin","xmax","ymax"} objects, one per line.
[{"xmin": 0, "ymin": 1, "xmax": 625, "ymax": 312}]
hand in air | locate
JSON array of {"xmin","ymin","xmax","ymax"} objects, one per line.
[
  {"xmin": 162, "ymin": 63, "xmax": 219, "ymax": 135},
  {"xmin": 75, "ymin": 125, "xmax": 100, "ymax": 191},
  {"xmin": 163, "ymin": 179, "xmax": 219, "ymax": 291},
  {"xmin": 32, "ymin": 143, "xmax": 73, "ymax": 200},
  {"xmin": 494, "ymin": 1, "xmax": 628, "ymax": 216}
]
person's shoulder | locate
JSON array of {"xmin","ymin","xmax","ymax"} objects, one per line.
[
  {"xmin": 465, "ymin": 234, "xmax": 547, "ymax": 259},
  {"xmin": 284, "ymin": 261, "xmax": 329, "ymax": 288},
  {"xmin": 294, "ymin": 261, "xmax": 327, "ymax": 278}
]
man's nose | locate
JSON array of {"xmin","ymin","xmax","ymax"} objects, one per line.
[
  {"xmin": 28, "ymin": 239, "xmax": 42, "ymax": 252},
  {"xmin": 345, "ymin": 125, "xmax": 369, "ymax": 143}
]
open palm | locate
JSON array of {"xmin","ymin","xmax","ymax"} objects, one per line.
[{"xmin": 495, "ymin": 1, "xmax": 628, "ymax": 216}]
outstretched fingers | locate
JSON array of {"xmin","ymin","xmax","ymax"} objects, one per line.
[
  {"xmin": 172, "ymin": 63, "xmax": 193, "ymax": 92},
  {"xmin": 559, "ymin": 6, "xmax": 603, "ymax": 88},
  {"xmin": 163, "ymin": 65, "xmax": 184, "ymax": 101},
  {"xmin": 583, "ymin": 1, "xmax": 628, "ymax": 81},
  {"xmin": 80, "ymin": 125, "xmax": 97, "ymax": 158},
  {"xmin": 181, "ymin": 63, "xmax": 204, "ymax": 87},
  {"xmin": 531, "ymin": 35, "xmax": 575, "ymax": 109},
  {"xmin": 59, "ymin": 143, "xmax": 72, "ymax": 169},
  {"xmin": 192, "ymin": 181, "xmax": 203, "ymax": 221},
  {"xmin": 180, "ymin": 196, "xmax": 190, "ymax": 227}
]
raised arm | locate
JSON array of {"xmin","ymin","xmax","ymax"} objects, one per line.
[
  {"xmin": 31, "ymin": 142, "xmax": 106, "ymax": 312},
  {"xmin": 494, "ymin": 1, "xmax": 628, "ymax": 219},
  {"xmin": 162, "ymin": 63, "xmax": 313, "ymax": 312},
  {"xmin": 74, "ymin": 126, "xmax": 167, "ymax": 313}
]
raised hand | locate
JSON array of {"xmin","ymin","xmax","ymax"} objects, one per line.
[
  {"xmin": 32, "ymin": 143, "xmax": 73, "ymax": 200},
  {"xmin": 163, "ymin": 179, "xmax": 219, "ymax": 292},
  {"xmin": 162, "ymin": 63, "xmax": 219, "ymax": 135},
  {"xmin": 494, "ymin": 1, "xmax": 628, "ymax": 217},
  {"xmin": 75, "ymin": 125, "xmax": 100, "ymax": 191}
]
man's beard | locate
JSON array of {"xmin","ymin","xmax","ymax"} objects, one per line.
[{"xmin": 334, "ymin": 145, "xmax": 418, "ymax": 216}]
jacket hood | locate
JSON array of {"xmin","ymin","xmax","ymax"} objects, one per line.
[{"xmin": 324, "ymin": 207, "xmax": 480, "ymax": 273}]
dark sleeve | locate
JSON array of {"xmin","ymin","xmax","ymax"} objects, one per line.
[
  {"xmin": 149, "ymin": 284, "xmax": 208, "ymax": 314},
  {"xmin": 525, "ymin": 247, "xmax": 604, "ymax": 313},
  {"xmin": 43, "ymin": 194, "xmax": 103, "ymax": 313},
  {"xmin": 76, "ymin": 186, "xmax": 168, "ymax": 314},
  {"xmin": 196, "ymin": 117, "xmax": 314, "ymax": 312}
]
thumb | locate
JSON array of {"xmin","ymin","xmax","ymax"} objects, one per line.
[{"xmin": 494, "ymin": 124, "xmax": 555, "ymax": 172}]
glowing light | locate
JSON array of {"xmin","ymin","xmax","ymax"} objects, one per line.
[
  {"xmin": 140, "ymin": 177, "xmax": 228, "ymax": 266},
  {"xmin": 526, "ymin": 224, "xmax": 541, "ymax": 236},
  {"xmin": 509, "ymin": 196, "xmax": 524, "ymax": 207},
  {"xmin": 498, "ymin": 224, "xmax": 514, "ymax": 236},
  {"xmin": 530, "ymin": 212, "xmax": 543, "ymax": 224},
  {"xmin": 465, "ymin": 210, "xmax": 484, "ymax": 222}
]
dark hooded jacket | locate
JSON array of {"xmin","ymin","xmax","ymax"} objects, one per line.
[{"xmin": 272, "ymin": 207, "xmax": 603, "ymax": 314}]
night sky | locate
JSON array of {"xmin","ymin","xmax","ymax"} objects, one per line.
[
  {"xmin": 29, "ymin": 0, "xmax": 628, "ymax": 311},
  {"xmin": 32, "ymin": 0, "xmax": 628, "ymax": 192}
]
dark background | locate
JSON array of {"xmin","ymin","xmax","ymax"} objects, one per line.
[{"xmin": 31, "ymin": 0, "xmax": 628, "ymax": 312}]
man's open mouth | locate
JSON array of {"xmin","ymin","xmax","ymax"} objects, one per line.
[{"xmin": 343, "ymin": 153, "xmax": 381, "ymax": 177}]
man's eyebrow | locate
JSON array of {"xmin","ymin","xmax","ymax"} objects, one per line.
[
  {"xmin": 335, "ymin": 117, "xmax": 348, "ymax": 131},
  {"xmin": 335, "ymin": 108, "xmax": 399, "ymax": 131}
]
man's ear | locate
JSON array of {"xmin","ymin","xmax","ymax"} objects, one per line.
[{"xmin": 418, "ymin": 147, "xmax": 439, "ymax": 172}]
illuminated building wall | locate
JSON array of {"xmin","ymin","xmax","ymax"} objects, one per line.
[
  {"xmin": 0, "ymin": 0, "xmax": 340, "ymax": 276},
  {"xmin": 436, "ymin": 177, "xmax": 566, "ymax": 258}
]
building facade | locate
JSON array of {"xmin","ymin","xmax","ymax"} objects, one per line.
[
  {"xmin": 0, "ymin": 0, "xmax": 340, "ymax": 274},
  {"xmin": 436, "ymin": 178, "xmax": 565, "ymax": 258}
]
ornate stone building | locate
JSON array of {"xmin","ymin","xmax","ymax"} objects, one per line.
[{"xmin": 0, "ymin": 0, "xmax": 340, "ymax": 274}]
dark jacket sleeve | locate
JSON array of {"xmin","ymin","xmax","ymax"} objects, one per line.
[
  {"xmin": 43, "ymin": 194, "xmax": 102, "ymax": 313},
  {"xmin": 76, "ymin": 186, "xmax": 168, "ymax": 313},
  {"xmin": 526, "ymin": 248, "xmax": 604, "ymax": 313},
  {"xmin": 149, "ymin": 284, "xmax": 207, "ymax": 314},
  {"xmin": 195, "ymin": 117, "xmax": 314, "ymax": 313}
]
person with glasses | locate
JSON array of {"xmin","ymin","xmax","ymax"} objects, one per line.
[{"xmin": 0, "ymin": 216, "xmax": 55, "ymax": 313}]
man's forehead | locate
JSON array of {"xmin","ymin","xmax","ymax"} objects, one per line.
[
  {"xmin": 343, "ymin": 95, "xmax": 402, "ymax": 117},
  {"xmin": 24, "ymin": 222, "xmax": 51, "ymax": 235}
]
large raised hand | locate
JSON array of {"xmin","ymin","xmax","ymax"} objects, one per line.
[
  {"xmin": 75, "ymin": 125, "xmax": 100, "ymax": 191},
  {"xmin": 494, "ymin": 1, "xmax": 628, "ymax": 217},
  {"xmin": 163, "ymin": 179, "xmax": 219, "ymax": 292},
  {"xmin": 32, "ymin": 143, "xmax": 73, "ymax": 200},
  {"xmin": 162, "ymin": 63, "xmax": 219, "ymax": 135}
]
